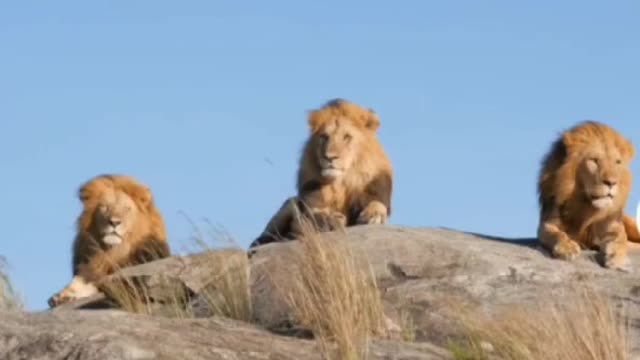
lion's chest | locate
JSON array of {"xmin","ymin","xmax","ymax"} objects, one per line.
[
  {"xmin": 569, "ymin": 216, "xmax": 624, "ymax": 249},
  {"xmin": 323, "ymin": 179, "xmax": 369, "ymax": 218}
]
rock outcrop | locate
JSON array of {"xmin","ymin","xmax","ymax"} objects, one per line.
[
  {"xmin": 0, "ymin": 309, "xmax": 450, "ymax": 360},
  {"xmin": 3, "ymin": 225, "xmax": 640, "ymax": 359},
  {"xmin": 250, "ymin": 226, "xmax": 640, "ymax": 352}
]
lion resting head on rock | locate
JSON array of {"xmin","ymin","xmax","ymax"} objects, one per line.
[
  {"xmin": 538, "ymin": 121, "xmax": 640, "ymax": 271},
  {"xmin": 251, "ymin": 99, "xmax": 393, "ymax": 248},
  {"xmin": 48, "ymin": 174, "xmax": 171, "ymax": 307}
]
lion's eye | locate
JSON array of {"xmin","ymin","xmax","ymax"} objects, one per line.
[
  {"xmin": 344, "ymin": 134, "xmax": 352, "ymax": 142},
  {"xmin": 319, "ymin": 134, "xmax": 329, "ymax": 143},
  {"xmin": 616, "ymin": 159, "xmax": 622, "ymax": 165},
  {"xmin": 585, "ymin": 158, "xmax": 599, "ymax": 170},
  {"xmin": 98, "ymin": 204, "xmax": 108, "ymax": 212}
]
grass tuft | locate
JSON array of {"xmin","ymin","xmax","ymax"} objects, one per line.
[
  {"xmin": 182, "ymin": 217, "xmax": 252, "ymax": 321},
  {"xmin": 454, "ymin": 285, "xmax": 630, "ymax": 360},
  {"xmin": 196, "ymin": 249, "xmax": 251, "ymax": 321},
  {"xmin": 104, "ymin": 217, "xmax": 252, "ymax": 322},
  {"xmin": 398, "ymin": 309, "xmax": 417, "ymax": 343},
  {"xmin": 0, "ymin": 256, "xmax": 23, "ymax": 311},
  {"xmin": 284, "ymin": 216, "xmax": 386, "ymax": 360}
]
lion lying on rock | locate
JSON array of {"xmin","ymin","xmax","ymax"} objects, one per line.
[
  {"xmin": 538, "ymin": 121, "xmax": 640, "ymax": 271},
  {"xmin": 48, "ymin": 174, "xmax": 171, "ymax": 307},
  {"xmin": 251, "ymin": 99, "xmax": 394, "ymax": 248}
]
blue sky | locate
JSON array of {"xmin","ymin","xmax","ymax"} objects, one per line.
[{"xmin": 1, "ymin": 1, "xmax": 640, "ymax": 310}]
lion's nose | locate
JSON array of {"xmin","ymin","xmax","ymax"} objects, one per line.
[
  {"xmin": 108, "ymin": 218, "xmax": 122, "ymax": 227},
  {"xmin": 603, "ymin": 179, "xmax": 617, "ymax": 187}
]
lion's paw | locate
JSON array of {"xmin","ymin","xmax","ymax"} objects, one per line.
[
  {"xmin": 357, "ymin": 202, "xmax": 388, "ymax": 225},
  {"xmin": 48, "ymin": 289, "xmax": 74, "ymax": 308},
  {"xmin": 48, "ymin": 277, "xmax": 99, "ymax": 308},
  {"xmin": 293, "ymin": 210, "xmax": 347, "ymax": 234},
  {"xmin": 313, "ymin": 211, "xmax": 347, "ymax": 231},
  {"xmin": 330, "ymin": 212, "xmax": 347, "ymax": 228},
  {"xmin": 603, "ymin": 242, "xmax": 632, "ymax": 272},
  {"xmin": 552, "ymin": 240, "xmax": 581, "ymax": 260},
  {"xmin": 604, "ymin": 255, "xmax": 632, "ymax": 272}
]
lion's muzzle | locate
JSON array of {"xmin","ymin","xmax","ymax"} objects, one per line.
[
  {"xmin": 102, "ymin": 218, "xmax": 125, "ymax": 245},
  {"xmin": 590, "ymin": 181, "xmax": 618, "ymax": 209}
]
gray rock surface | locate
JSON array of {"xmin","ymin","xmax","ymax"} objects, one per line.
[
  {"xmin": 4, "ymin": 225, "xmax": 640, "ymax": 359},
  {"xmin": 0, "ymin": 310, "xmax": 450, "ymax": 359}
]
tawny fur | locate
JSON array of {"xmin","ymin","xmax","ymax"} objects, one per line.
[
  {"xmin": 49, "ymin": 174, "xmax": 170, "ymax": 307},
  {"xmin": 537, "ymin": 121, "xmax": 638, "ymax": 270},
  {"xmin": 251, "ymin": 99, "xmax": 393, "ymax": 248}
]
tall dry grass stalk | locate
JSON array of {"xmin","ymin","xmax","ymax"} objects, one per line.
[
  {"xmin": 197, "ymin": 250, "xmax": 251, "ymax": 321},
  {"xmin": 455, "ymin": 285, "xmax": 630, "ymax": 360},
  {"xmin": 0, "ymin": 256, "xmax": 22, "ymax": 311},
  {"xmin": 284, "ymin": 217, "xmax": 386, "ymax": 360},
  {"xmin": 183, "ymin": 217, "xmax": 252, "ymax": 321}
]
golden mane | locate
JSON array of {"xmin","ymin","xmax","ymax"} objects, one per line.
[
  {"xmin": 75, "ymin": 174, "xmax": 167, "ymax": 255},
  {"xmin": 307, "ymin": 98, "xmax": 380, "ymax": 133},
  {"xmin": 538, "ymin": 121, "xmax": 636, "ymax": 212}
]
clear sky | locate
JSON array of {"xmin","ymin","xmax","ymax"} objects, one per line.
[{"xmin": 1, "ymin": 1, "xmax": 640, "ymax": 310}]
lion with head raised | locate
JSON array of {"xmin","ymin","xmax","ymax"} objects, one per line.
[
  {"xmin": 538, "ymin": 121, "xmax": 640, "ymax": 271},
  {"xmin": 251, "ymin": 99, "xmax": 393, "ymax": 248},
  {"xmin": 48, "ymin": 174, "xmax": 171, "ymax": 307}
]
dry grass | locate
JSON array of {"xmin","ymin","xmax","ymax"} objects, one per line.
[
  {"xmin": 283, "ymin": 217, "xmax": 386, "ymax": 360},
  {"xmin": 181, "ymin": 218, "xmax": 252, "ymax": 321},
  {"xmin": 97, "ymin": 241, "xmax": 193, "ymax": 318},
  {"xmin": 101, "ymin": 272, "xmax": 193, "ymax": 318},
  {"xmin": 454, "ymin": 285, "xmax": 630, "ymax": 360},
  {"xmin": 101, "ymin": 275, "xmax": 157, "ymax": 315},
  {"xmin": 398, "ymin": 309, "xmax": 417, "ymax": 343},
  {"xmin": 0, "ymin": 256, "xmax": 22, "ymax": 311},
  {"xmin": 102, "ymin": 217, "xmax": 252, "ymax": 322},
  {"xmin": 196, "ymin": 250, "xmax": 251, "ymax": 321}
]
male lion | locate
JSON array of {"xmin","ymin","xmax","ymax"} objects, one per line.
[
  {"xmin": 250, "ymin": 99, "xmax": 393, "ymax": 248},
  {"xmin": 538, "ymin": 121, "xmax": 640, "ymax": 271},
  {"xmin": 48, "ymin": 174, "xmax": 171, "ymax": 307}
]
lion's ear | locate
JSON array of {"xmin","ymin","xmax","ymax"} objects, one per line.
[
  {"xmin": 364, "ymin": 110, "xmax": 380, "ymax": 132},
  {"xmin": 308, "ymin": 110, "xmax": 325, "ymax": 133},
  {"xmin": 78, "ymin": 176, "xmax": 110, "ymax": 204},
  {"xmin": 561, "ymin": 132, "xmax": 577, "ymax": 154},
  {"xmin": 131, "ymin": 185, "xmax": 154, "ymax": 211},
  {"xmin": 624, "ymin": 139, "xmax": 636, "ymax": 161},
  {"xmin": 78, "ymin": 185, "xmax": 93, "ymax": 204}
]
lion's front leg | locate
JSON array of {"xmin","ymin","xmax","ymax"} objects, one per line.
[
  {"xmin": 597, "ymin": 220, "xmax": 631, "ymax": 272},
  {"xmin": 250, "ymin": 197, "xmax": 300, "ymax": 248},
  {"xmin": 356, "ymin": 172, "xmax": 392, "ymax": 226},
  {"xmin": 538, "ymin": 221, "xmax": 582, "ymax": 260},
  {"xmin": 357, "ymin": 200, "xmax": 388, "ymax": 225},
  {"xmin": 48, "ymin": 276, "xmax": 99, "ymax": 308}
]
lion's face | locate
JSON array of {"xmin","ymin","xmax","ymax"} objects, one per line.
[
  {"xmin": 577, "ymin": 143, "xmax": 632, "ymax": 210},
  {"xmin": 307, "ymin": 99, "xmax": 381, "ymax": 182},
  {"xmin": 78, "ymin": 175, "xmax": 157, "ymax": 248},
  {"xmin": 313, "ymin": 119, "xmax": 364, "ymax": 180},
  {"xmin": 92, "ymin": 188, "xmax": 140, "ymax": 245}
]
